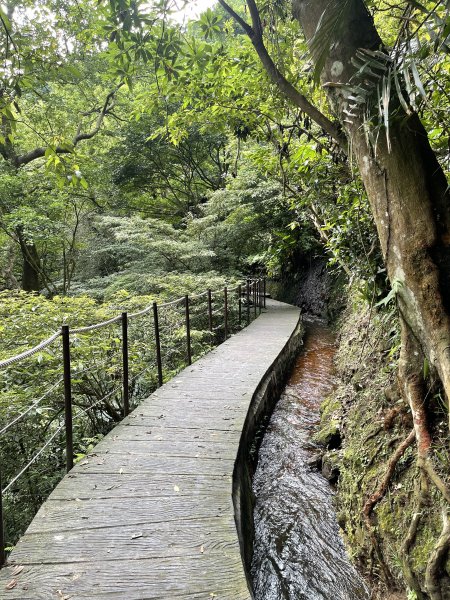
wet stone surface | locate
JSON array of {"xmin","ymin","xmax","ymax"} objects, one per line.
[{"xmin": 251, "ymin": 320, "xmax": 370, "ymax": 600}]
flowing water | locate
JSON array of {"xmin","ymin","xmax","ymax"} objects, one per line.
[{"xmin": 251, "ymin": 320, "xmax": 370, "ymax": 600}]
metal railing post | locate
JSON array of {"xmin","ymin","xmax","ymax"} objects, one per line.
[
  {"xmin": 263, "ymin": 277, "xmax": 267, "ymax": 308},
  {"xmin": 246, "ymin": 279, "xmax": 250, "ymax": 325},
  {"xmin": 121, "ymin": 312, "xmax": 130, "ymax": 417},
  {"xmin": 224, "ymin": 287, "xmax": 228, "ymax": 339},
  {"xmin": 238, "ymin": 284, "xmax": 242, "ymax": 327},
  {"xmin": 185, "ymin": 295, "xmax": 192, "ymax": 366},
  {"xmin": 62, "ymin": 325, "xmax": 73, "ymax": 472},
  {"xmin": 258, "ymin": 279, "xmax": 262, "ymax": 313},
  {"xmin": 153, "ymin": 302, "xmax": 163, "ymax": 387},
  {"xmin": 254, "ymin": 280, "xmax": 257, "ymax": 318},
  {"xmin": 0, "ymin": 468, "xmax": 5, "ymax": 567},
  {"xmin": 207, "ymin": 289, "xmax": 213, "ymax": 332}
]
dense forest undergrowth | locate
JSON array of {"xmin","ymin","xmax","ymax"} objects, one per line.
[{"xmin": 0, "ymin": 0, "xmax": 449, "ymax": 597}]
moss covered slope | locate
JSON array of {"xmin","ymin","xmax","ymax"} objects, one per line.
[{"xmin": 317, "ymin": 291, "xmax": 449, "ymax": 600}]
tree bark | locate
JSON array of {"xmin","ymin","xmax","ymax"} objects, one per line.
[
  {"xmin": 16, "ymin": 227, "xmax": 41, "ymax": 292},
  {"xmin": 291, "ymin": 0, "xmax": 450, "ymax": 423}
]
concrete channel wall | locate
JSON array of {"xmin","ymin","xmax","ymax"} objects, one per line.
[{"xmin": 233, "ymin": 305, "xmax": 303, "ymax": 593}]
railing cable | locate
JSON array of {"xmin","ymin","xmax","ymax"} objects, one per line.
[
  {"xmin": 0, "ymin": 378, "xmax": 64, "ymax": 436},
  {"xmin": 2, "ymin": 422, "xmax": 65, "ymax": 495}
]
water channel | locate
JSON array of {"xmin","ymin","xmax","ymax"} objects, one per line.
[{"xmin": 251, "ymin": 320, "xmax": 370, "ymax": 600}]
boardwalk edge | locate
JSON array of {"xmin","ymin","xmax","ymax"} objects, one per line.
[{"xmin": 233, "ymin": 306, "xmax": 304, "ymax": 596}]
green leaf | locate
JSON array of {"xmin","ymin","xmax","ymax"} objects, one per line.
[{"xmin": 0, "ymin": 7, "xmax": 12, "ymax": 33}]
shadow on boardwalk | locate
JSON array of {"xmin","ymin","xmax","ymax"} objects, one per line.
[{"xmin": 0, "ymin": 299, "xmax": 301, "ymax": 600}]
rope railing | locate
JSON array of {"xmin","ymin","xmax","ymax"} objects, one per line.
[
  {"xmin": 0, "ymin": 331, "xmax": 61, "ymax": 369},
  {"xmin": 70, "ymin": 314, "xmax": 123, "ymax": 334},
  {"xmin": 0, "ymin": 276, "xmax": 266, "ymax": 567}
]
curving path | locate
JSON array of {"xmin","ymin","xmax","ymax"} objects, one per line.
[{"xmin": 0, "ymin": 299, "xmax": 301, "ymax": 600}]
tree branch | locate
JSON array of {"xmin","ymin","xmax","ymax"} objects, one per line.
[
  {"xmin": 217, "ymin": 0, "xmax": 253, "ymax": 35},
  {"xmin": 14, "ymin": 85, "xmax": 123, "ymax": 167},
  {"xmin": 218, "ymin": 0, "xmax": 346, "ymax": 149}
]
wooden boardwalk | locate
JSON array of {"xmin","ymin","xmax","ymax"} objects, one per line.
[{"xmin": 1, "ymin": 299, "xmax": 301, "ymax": 600}]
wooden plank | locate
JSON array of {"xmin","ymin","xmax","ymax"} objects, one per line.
[
  {"xmin": 11, "ymin": 519, "xmax": 240, "ymax": 564},
  {"xmin": 71, "ymin": 453, "xmax": 237, "ymax": 476},
  {"xmin": 122, "ymin": 409, "xmax": 247, "ymax": 431},
  {"xmin": 127, "ymin": 403, "xmax": 246, "ymax": 417},
  {"xmin": 145, "ymin": 388, "xmax": 252, "ymax": 400},
  {"xmin": 91, "ymin": 438, "xmax": 238, "ymax": 459},
  {"xmin": 25, "ymin": 495, "xmax": 234, "ymax": 534},
  {"xmin": 13, "ymin": 591, "xmax": 250, "ymax": 600},
  {"xmin": 104, "ymin": 424, "xmax": 242, "ymax": 442},
  {"xmin": 49, "ymin": 472, "xmax": 232, "ymax": 500},
  {"xmin": 0, "ymin": 555, "xmax": 250, "ymax": 599}
]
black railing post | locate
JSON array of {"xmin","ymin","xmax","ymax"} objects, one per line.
[
  {"xmin": 121, "ymin": 312, "xmax": 130, "ymax": 417},
  {"xmin": 153, "ymin": 302, "xmax": 163, "ymax": 387},
  {"xmin": 258, "ymin": 279, "xmax": 262, "ymax": 313},
  {"xmin": 238, "ymin": 284, "xmax": 242, "ymax": 326},
  {"xmin": 224, "ymin": 287, "xmax": 228, "ymax": 340},
  {"xmin": 185, "ymin": 295, "xmax": 192, "ymax": 366},
  {"xmin": 207, "ymin": 289, "xmax": 213, "ymax": 332},
  {"xmin": 0, "ymin": 468, "xmax": 5, "ymax": 567},
  {"xmin": 62, "ymin": 325, "xmax": 73, "ymax": 472},
  {"xmin": 246, "ymin": 279, "xmax": 250, "ymax": 325},
  {"xmin": 263, "ymin": 277, "xmax": 267, "ymax": 308},
  {"xmin": 254, "ymin": 280, "xmax": 257, "ymax": 318}
]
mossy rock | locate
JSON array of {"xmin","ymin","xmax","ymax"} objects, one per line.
[
  {"xmin": 314, "ymin": 394, "xmax": 342, "ymax": 447},
  {"xmin": 322, "ymin": 450, "xmax": 341, "ymax": 483}
]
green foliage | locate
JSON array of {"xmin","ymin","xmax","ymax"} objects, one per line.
[
  {"xmin": 187, "ymin": 170, "xmax": 301, "ymax": 276},
  {"xmin": 375, "ymin": 278, "xmax": 404, "ymax": 308}
]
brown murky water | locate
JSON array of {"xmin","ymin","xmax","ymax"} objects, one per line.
[{"xmin": 251, "ymin": 320, "xmax": 370, "ymax": 600}]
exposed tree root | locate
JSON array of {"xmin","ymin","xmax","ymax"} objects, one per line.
[
  {"xmin": 419, "ymin": 457, "xmax": 450, "ymax": 505},
  {"xmin": 425, "ymin": 510, "xmax": 450, "ymax": 600},
  {"xmin": 383, "ymin": 405, "xmax": 405, "ymax": 430},
  {"xmin": 400, "ymin": 475, "xmax": 428, "ymax": 600},
  {"xmin": 398, "ymin": 318, "xmax": 450, "ymax": 597},
  {"xmin": 362, "ymin": 428, "xmax": 416, "ymax": 521},
  {"xmin": 361, "ymin": 429, "xmax": 416, "ymax": 589},
  {"xmin": 398, "ymin": 319, "xmax": 450, "ymax": 500},
  {"xmin": 398, "ymin": 318, "xmax": 431, "ymax": 454}
]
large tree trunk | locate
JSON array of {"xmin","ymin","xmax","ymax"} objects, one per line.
[
  {"xmin": 16, "ymin": 227, "xmax": 41, "ymax": 292},
  {"xmin": 292, "ymin": 0, "xmax": 450, "ymax": 423}
]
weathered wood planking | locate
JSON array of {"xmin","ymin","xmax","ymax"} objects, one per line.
[
  {"xmin": 50, "ymin": 472, "xmax": 233, "ymax": 500},
  {"xmin": 24, "ymin": 495, "xmax": 234, "ymax": 534},
  {"xmin": 2, "ymin": 555, "xmax": 251, "ymax": 599},
  {"xmin": 0, "ymin": 299, "xmax": 301, "ymax": 599},
  {"xmin": 12, "ymin": 519, "xmax": 240, "ymax": 564}
]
